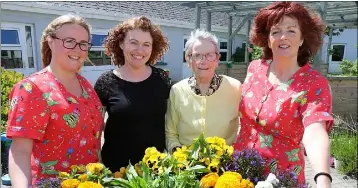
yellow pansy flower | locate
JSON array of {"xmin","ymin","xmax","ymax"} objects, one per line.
[
  {"xmin": 86, "ymin": 163, "xmax": 104, "ymax": 175},
  {"xmin": 59, "ymin": 172, "xmax": 70, "ymax": 178},
  {"xmin": 78, "ymin": 174, "xmax": 88, "ymax": 182},
  {"xmin": 224, "ymin": 145, "xmax": 234, "ymax": 156},
  {"xmin": 208, "ymin": 158, "xmax": 220, "ymax": 173}
]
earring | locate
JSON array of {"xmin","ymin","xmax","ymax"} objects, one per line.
[{"xmin": 300, "ymin": 41, "xmax": 303, "ymax": 46}]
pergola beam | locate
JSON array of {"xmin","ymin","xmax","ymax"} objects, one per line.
[
  {"xmin": 245, "ymin": 20, "xmax": 251, "ymax": 64},
  {"xmin": 227, "ymin": 16, "xmax": 233, "ymax": 61},
  {"xmin": 325, "ymin": 27, "xmax": 334, "ymax": 64},
  {"xmin": 195, "ymin": 3, "xmax": 201, "ymax": 29},
  {"xmin": 183, "ymin": 1, "xmax": 357, "ymax": 68},
  {"xmin": 229, "ymin": 14, "xmax": 252, "ymax": 40},
  {"xmin": 314, "ymin": 1, "xmax": 328, "ymax": 70},
  {"xmin": 206, "ymin": 11, "xmax": 211, "ymax": 31}
]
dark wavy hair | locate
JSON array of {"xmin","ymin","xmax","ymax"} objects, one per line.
[
  {"xmin": 103, "ymin": 16, "xmax": 169, "ymax": 66},
  {"xmin": 250, "ymin": 2, "xmax": 326, "ymax": 66}
]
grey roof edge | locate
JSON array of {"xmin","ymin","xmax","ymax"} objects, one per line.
[{"xmin": 1, "ymin": 1, "xmax": 249, "ymax": 35}]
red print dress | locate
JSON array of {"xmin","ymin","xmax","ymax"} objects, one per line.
[
  {"xmin": 234, "ymin": 59, "xmax": 333, "ymax": 183},
  {"xmin": 6, "ymin": 69, "xmax": 104, "ymax": 185}
]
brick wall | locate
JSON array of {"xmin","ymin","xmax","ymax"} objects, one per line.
[
  {"xmin": 329, "ymin": 77, "xmax": 358, "ymax": 119},
  {"xmin": 215, "ymin": 63, "xmax": 357, "ymax": 119}
]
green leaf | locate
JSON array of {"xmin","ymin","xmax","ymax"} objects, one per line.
[
  {"xmin": 42, "ymin": 170, "xmax": 58, "ymax": 175},
  {"xmin": 40, "ymin": 160, "xmax": 58, "ymax": 167}
]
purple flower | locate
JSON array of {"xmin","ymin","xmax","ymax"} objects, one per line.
[
  {"xmin": 35, "ymin": 177, "xmax": 61, "ymax": 188},
  {"xmin": 222, "ymin": 148, "xmax": 266, "ymax": 184}
]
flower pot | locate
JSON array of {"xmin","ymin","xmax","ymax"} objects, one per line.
[
  {"xmin": 1, "ymin": 133, "xmax": 12, "ymax": 186},
  {"xmin": 334, "ymin": 158, "xmax": 342, "ymax": 170}
]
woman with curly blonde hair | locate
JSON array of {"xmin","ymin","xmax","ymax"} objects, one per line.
[{"xmin": 94, "ymin": 16, "xmax": 171, "ymax": 172}]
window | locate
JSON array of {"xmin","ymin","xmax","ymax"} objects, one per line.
[
  {"xmin": 85, "ymin": 34, "xmax": 111, "ymax": 66},
  {"xmin": 183, "ymin": 38, "xmax": 188, "ymax": 63},
  {"xmin": 1, "ymin": 23, "xmax": 35, "ymax": 70},
  {"xmin": 219, "ymin": 40, "xmax": 228, "ymax": 62},
  {"xmin": 331, "ymin": 44, "xmax": 346, "ymax": 62}
]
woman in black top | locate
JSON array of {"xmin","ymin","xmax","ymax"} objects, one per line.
[{"xmin": 94, "ymin": 16, "xmax": 170, "ymax": 172}]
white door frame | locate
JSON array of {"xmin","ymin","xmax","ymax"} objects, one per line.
[
  {"xmin": 1, "ymin": 22, "xmax": 37, "ymax": 76},
  {"xmin": 328, "ymin": 43, "xmax": 346, "ymax": 73}
]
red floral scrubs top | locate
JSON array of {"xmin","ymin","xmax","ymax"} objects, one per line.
[
  {"xmin": 234, "ymin": 59, "xmax": 333, "ymax": 183},
  {"xmin": 6, "ymin": 69, "xmax": 105, "ymax": 185}
]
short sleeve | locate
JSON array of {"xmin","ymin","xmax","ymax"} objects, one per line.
[
  {"xmin": 6, "ymin": 80, "xmax": 50, "ymax": 141},
  {"xmin": 299, "ymin": 78, "xmax": 334, "ymax": 132},
  {"xmin": 94, "ymin": 72, "xmax": 110, "ymax": 106}
]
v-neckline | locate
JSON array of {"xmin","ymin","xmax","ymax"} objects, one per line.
[
  {"xmin": 262, "ymin": 59, "xmax": 307, "ymax": 89},
  {"xmin": 45, "ymin": 69, "xmax": 86, "ymax": 99}
]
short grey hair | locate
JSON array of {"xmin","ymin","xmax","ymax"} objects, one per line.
[{"xmin": 184, "ymin": 29, "xmax": 219, "ymax": 62}]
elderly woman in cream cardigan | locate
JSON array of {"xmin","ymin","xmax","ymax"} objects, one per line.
[{"xmin": 165, "ymin": 29, "xmax": 242, "ymax": 153}]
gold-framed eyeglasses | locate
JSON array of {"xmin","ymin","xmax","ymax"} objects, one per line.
[{"xmin": 52, "ymin": 36, "xmax": 93, "ymax": 51}]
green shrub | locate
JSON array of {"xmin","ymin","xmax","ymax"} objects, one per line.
[
  {"xmin": 250, "ymin": 46, "xmax": 263, "ymax": 61},
  {"xmin": 1, "ymin": 68, "xmax": 24, "ymax": 132},
  {"xmin": 340, "ymin": 59, "xmax": 358, "ymax": 76},
  {"xmin": 231, "ymin": 44, "xmax": 263, "ymax": 63},
  {"xmin": 331, "ymin": 134, "xmax": 357, "ymax": 177}
]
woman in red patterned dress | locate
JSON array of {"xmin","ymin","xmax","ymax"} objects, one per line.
[
  {"xmin": 6, "ymin": 14, "xmax": 104, "ymax": 187},
  {"xmin": 234, "ymin": 2, "xmax": 333, "ymax": 187}
]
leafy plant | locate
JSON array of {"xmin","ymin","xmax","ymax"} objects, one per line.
[
  {"xmin": 340, "ymin": 59, "xmax": 358, "ymax": 76},
  {"xmin": 324, "ymin": 27, "xmax": 345, "ymax": 36},
  {"xmin": 330, "ymin": 134, "xmax": 357, "ymax": 178},
  {"xmin": 231, "ymin": 44, "xmax": 263, "ymax": 63},
  {"xmin": 1, "ymin": 68, "xmax": 24, "ymax": 132},
  {"xmin": 250, "ymin": 46, "xmax": 263, "ymax": 61}
]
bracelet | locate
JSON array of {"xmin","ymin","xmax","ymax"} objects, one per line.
[{"xmin": 314, "ymin": 172, "xmax": 332, "ymax": 183}]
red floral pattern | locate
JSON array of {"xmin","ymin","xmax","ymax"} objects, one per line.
[
  {"xmin": 6, "ymin": 69, "xmax": 104, "ymax": 185},
  {"xmin": 234, "ymin": 59, "xmax": 333, "ymax": 183}
]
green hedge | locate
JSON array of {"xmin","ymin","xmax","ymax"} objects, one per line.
[
  {"xmin": 340, "ymin": 59, "xmax": 358, "ymax": 76},
  {"xmin": 1, "ymin": 68, "xmax": 24, "ymax": 132},
  {"xmin": 331, "ymin": 134, "xmax": 357, "ymax": 178}
]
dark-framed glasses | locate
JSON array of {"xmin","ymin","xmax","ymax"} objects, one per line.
[
  {"xmin": 52, "ymin": 36, "xmax": 93, "ymax": 51},
  {"xmin": 189, "ymin": 52, "xmax": 219, "ymax": 62}
]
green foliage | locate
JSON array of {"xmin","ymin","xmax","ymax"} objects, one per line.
[
  {"xmin": 1, "ymin": 68, "xmax": 24, "ymax": 132},
  {"xmin": 330, "ymin": 134, "xmax": 357, "ymax": 177},
  {"xmin": 340, "ymin": 59, "xmax": 358, "ymax": 76},
  {"xmin": 231, "ymin": 46, "xmax": 247, "ymax": 63},
  {"xmin": 231, "ymin": 44, "xmax": 263, "ymax": 63},
  {"xmin": 116, "ymin": 163, "xmax": 202, "ymax": 188},
  {"xmin": 250, "ymin": 46, "xmax": 263, "ymax": 61},
  {"xmin": 324, "ymin": 27, "xmax": 345, "ymax": 36}
]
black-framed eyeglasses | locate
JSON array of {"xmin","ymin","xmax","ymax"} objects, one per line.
[
  {"xmin": 189, "ymin": 52, "xmax": 219, "ymax": 62},
  {"xmin": 52, "ymin": 36, "xmax": 93, "ymax": 51}
]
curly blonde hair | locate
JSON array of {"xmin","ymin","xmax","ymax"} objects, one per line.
[
  {"xmin": 40, "ymin": 14, "xmax": 91, "ymax": 68},
  {"xmin": 103, "ymin": 16, "xmax": 169, "ymax": 66}
]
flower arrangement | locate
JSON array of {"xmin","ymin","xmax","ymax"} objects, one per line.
[
  {"xmin": 36, "ymin": 134, "xmax": 303, "ymax": 188},
  {"xmin": 114, "ymin": 134, "xmax": 255, "ymax": 188},
  {"xmin": 222, "ymin": 149, "xmax": 266, "ymax": 184}
]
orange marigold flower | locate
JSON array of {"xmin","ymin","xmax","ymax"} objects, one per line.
[{"xmin": 200, "ymin": 173, "xmax": 219, "ymax": 188}]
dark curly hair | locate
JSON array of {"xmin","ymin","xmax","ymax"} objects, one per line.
[
  {"xmin": 250, "ymin": 2, "xmax": 326, "ymax": 66},
  {"xmin": 103, "ymin": 16, "xmax": 169, "ymax": 66}
]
